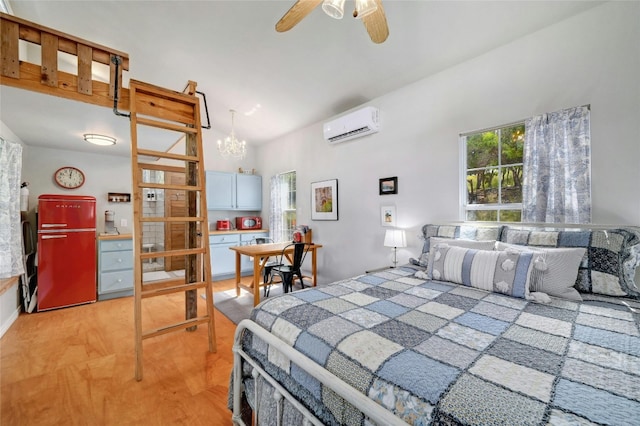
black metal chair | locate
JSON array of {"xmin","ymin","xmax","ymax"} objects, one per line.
[
  {"xmin": 250, "ymin": 237, "xmax": 281, "ymax": 297},
  {"xmin": 269, "ymin": 242, "xmax": 310, "ymax": 293}
]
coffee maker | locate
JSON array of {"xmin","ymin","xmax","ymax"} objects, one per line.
[{"xmin": 105, "ymin": 210, "xmax": 118, "ymax": 234}]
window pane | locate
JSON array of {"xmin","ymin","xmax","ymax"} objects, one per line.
[
  {"xmin": 467, "ymin": 131, "xmax": 499, "ymax": 169},
  {"xmin": 500, "ymin": 165, "xmax": 523, "ymax": 203},
  {"xmin": 499, "ymin": 210, "xmax": 522, "ymax": 222},
  {"xmin": 274, "ymin": 171, "xmax": 296, "ymax": 242},
  {"xmin": 500, "ymin": 125, "xmax": 525, "ymax": 165},
  {"xmin": 466, "ymin": 169, "xmax": 499, "ymax": 205},
  {"xmin": 466, "ymin": 210, "xmax": 498, "ymax": 221}
]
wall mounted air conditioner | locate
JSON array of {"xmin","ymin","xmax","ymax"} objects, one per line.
[{"xmin": 323, "ymin": 106, "xmax": 380, "ymax": 144}]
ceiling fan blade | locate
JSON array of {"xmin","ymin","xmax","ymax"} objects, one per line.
[
  {"xmin": 362, "ymin": 0, "xmax": 389, "ymax": 43},
  {"xmin": 276, "ymin": 0, "xmax": 323, "ymax": 32}
]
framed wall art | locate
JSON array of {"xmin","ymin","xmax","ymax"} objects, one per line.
[
  {"xmin": 379, "ymin": 176, "xmax": 397, "ymax": 195},
  {"xmin": 381, "ymin": 205, "xmax": 396, "ymax": 227},
  {"xmin": 311, "ymin": 179, "xmax": 338, "ymax": 220}
]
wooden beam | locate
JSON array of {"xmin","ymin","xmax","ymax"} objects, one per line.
[
  {"xmin": 41, "ymin": 33, "xmax": 58, "ymax": 87},
  {"xmin": 1, "ymin": 61, "xmax": 130, "ymax": 110},
  {"xmin": 1, "ymin": 19, "xmax": 19, "ymax": 78},
  {"xmin": 77, "ymin": 44, "xmax": 92, "ymax": 95},
  {"xmin": 2, "ymin": 12, "xmax": 129, "ymax": 69}
]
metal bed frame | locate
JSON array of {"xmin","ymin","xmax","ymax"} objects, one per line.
[{"xmin": 232, "ymin": 319, "xmax": 407, "ymax": 426}]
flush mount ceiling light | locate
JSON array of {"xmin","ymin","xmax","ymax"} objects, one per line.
[
  {"xmin": 83, "ymin": 133, "xmax": 116, "ymax": 146},
  {"xmin": 217, "ymin": 109, "xmax": 247, "ymax": 160}
]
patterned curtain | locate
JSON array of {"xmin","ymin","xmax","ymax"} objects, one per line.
[
  {"xmin": 0, "ymin": 137, "xmax": 25, "ymax": 278},
  {"xmin": 269, "ymin": 175, "xmax": 284, "ymax": 242},
  {"xmin": 522, "ymin": 105, "xmax": 591, "ymax": 224}
]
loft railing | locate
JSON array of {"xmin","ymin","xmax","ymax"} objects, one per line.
[{"xmin": 0, "ymin": 12, "xmax": 130, "ymax": 110}]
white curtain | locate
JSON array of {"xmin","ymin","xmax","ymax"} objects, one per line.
[
  {"xmin": 0, "ymin": 137, "xmax": 25, "ymax": 278},
  {"xmin": 522, "ymin": 105, "xmax": 591, "ymax": 224},
  {"xmin": 269, "ymin": 175, "xmax": 284, "ymax": 242}
]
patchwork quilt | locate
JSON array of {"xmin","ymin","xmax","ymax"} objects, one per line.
[{"xmin": 238, "ymin": 267, "xmax": 640, "ymax": 425}]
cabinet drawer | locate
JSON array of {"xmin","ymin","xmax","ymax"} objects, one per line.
[
  {"xmin": 100, "ymin": 270, "xmax": 133, "ymax": 293},
  {"xmin": 210, "ymin": 234, "xmax": 240, "ymax": 245},
  {"xmin": 100, "ymin": 239, "xmax": 133, "ymax": 252},
  {"xmin": 240, "ymin": 232, "xmax": 269, "ymax": 243},
  {"xmin": 100, "ymin": 250, "xmax": 133, "ymax": 271}
]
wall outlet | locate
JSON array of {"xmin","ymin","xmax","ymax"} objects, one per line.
[{"xmin": 120, "ymin": 218, "xmax": 127, "ymax": 227}]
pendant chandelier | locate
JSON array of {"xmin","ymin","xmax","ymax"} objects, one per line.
[{"xmin": 217, "ymin": 109, "xmax": 247, "ymax": 160}]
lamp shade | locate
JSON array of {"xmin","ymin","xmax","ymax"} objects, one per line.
[
  {"xmin": 354, "ymin": 0, "xmax": 378, "ymax": 18},
  {"xmin": 322, "ymin": 0, "xmax": 346, "ymax": 19},
  {"xmin": 384, "ymin": 229, "xmax": 406, "ymax": 248}
]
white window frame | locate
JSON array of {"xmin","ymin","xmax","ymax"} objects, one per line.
[
  {"xmin": 459, "ymin": 122, "xmax": 524, "ymax": 222},
  {"xmin": 272, "ymin": 170, "xmax": 296, "ymax": 242}
]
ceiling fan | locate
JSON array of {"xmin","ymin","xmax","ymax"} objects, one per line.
[{"xmin": 276, "ymin": 0, "xmax": 389, "ymax": 44}]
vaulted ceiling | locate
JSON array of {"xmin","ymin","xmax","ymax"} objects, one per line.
[{"xmin": 0, "ymin": 0, "xmax": 602, "ymax": 157}]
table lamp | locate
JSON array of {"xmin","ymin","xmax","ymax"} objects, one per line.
[{"xmin": 384, "ymin": 229, "xmax": 406, "ymax": 268}]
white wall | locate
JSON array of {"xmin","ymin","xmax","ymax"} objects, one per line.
[
  {"xmin": 256, "ymin": 1, "xmax": 640, "ymax": 284},
  {"xmin": 20, "ymin": 130, "xmax": 261, "ymax": 234}
]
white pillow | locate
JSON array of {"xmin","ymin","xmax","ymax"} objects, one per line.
[
  {"xmin": 425, "ymin": 237, "xmax": 497, "ymax": 278},
  {"xmin": 495, "ymin": 242, "xmax": 585, "ymax": 301}
]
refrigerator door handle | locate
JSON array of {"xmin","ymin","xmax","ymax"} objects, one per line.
[
  {"xmin": 42, "ymin": 235, "xmax": 68, "ymax": 239},
  {"xmin": 42, "ymin": 224, "xmax": 68, "ymax": 228}
]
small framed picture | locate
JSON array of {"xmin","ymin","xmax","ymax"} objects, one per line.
[
  {"xmin": 381, "ymin": 205, "xmax": 396, "ymax": 227},
  {"xmin": 311, "ymin": 179, "xmax": 338, "ymax": 221},
  {"xmin": 379, "ymin": 176, "xmax": 397, "ymax": 195}
]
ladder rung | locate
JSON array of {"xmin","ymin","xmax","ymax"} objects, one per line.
[
  {"xmin": 136, "ymin": 116, "xmax": 199, "ymax": 134},
  {"xmin": 136, "ymin": 148, "xmax": 199, "ymax": 162},
  {"xmin": 140, "ymin": 216, "xmax": 205, "ymax": 223},
  {"xmin": 141, "ymin": 277, "xmax": 185, "ymax": 291},
  {"xmin": 140, "ymin": 247, "xmax": 206, "ymax": 259},
  {"xmin": 142, "ymin": 316, "xmax": 211, "ymax": 340},
  {"xmin": 138, "ymin": 182, "xmax": 201, "ymax": 191},
  {"xmin": 141, "ymin": 281, "xmax": 208, "ymax": 298}
]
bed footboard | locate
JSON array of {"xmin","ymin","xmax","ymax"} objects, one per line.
[{"xmin": 232, "ymin": 319, "xmax": 406, "ymax": 426}]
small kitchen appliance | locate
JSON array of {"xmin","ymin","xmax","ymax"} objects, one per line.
[
  {"xmin": 37, "ymin": 194, "xmax": 97, "ymax": 311},
  {"xmin": 216, "ymin": 219, "xmax": 231, "ymax": 231},
  {"xmin": 236, "ymin": 216, "xmax": 262, "ymax": 230},
  {"xmin": 104, "ymin": 210, "xmax": 117, "ymax": 234}
]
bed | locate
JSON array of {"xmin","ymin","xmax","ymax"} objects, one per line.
[{"xmin": 230, "ymin": 223, "xmax": 640, "ymax": 425}]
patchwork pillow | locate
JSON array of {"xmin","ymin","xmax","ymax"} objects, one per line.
[
  {"xmin": 501, "ymin": 226, "xmax": 640, "ymax": 299},
  {"xmin": 427, "ymin": 245, "xmax": 534, "ymax": 299},
  {"xmin": 495, "ymin": 242, "xmax": 585, "ymax": 301}
]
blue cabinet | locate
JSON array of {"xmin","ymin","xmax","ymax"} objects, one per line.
[
  {"xmin": 210, "ymin": 233, "xmax": 240, "ymax": 280},
  {"xmin": 98, "ymin": 237, "xmax": 133, "ymax": 300},
  {"xmin": 236, "ymin": 174, "xmax": 262, "ymax": 210},
  {"xmin": 209, "ymin": 231, "xmax": 268, "ymax": 281},
  {"xmin": 206, "ymin": 171, "xmax": 261, "ymax": 211}
]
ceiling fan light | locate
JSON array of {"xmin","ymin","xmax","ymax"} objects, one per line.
[
  {"xmin": 83, "ymin": 133, "xmax": 116, "ymax": 146},
  {"xmin": 322, "ymin": 0, "xmax": 346, "ymax": 19},
  {"xmin": 354, "ymin": 0, "xmax": 378, "ymax": 19}
]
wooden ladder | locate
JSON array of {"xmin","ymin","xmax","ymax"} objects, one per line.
[{"xmin": 129, "ymin": 79, "xmax": 216, "ymax": 381}]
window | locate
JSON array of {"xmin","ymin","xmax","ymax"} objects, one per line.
[
  {"xmin": 270, "ymin": 171, "xmax": 296, "ymax": 242},
  {"xmin": 460, "ymin": 123, "xmax": 524, "ymax": 222}
]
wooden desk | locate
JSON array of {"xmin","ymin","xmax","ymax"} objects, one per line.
[{"xmin": 229, "ymin": 242, "xmax": 323, "ymax": 306}]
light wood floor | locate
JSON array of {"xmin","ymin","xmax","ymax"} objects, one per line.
[{"xmin": 1, "ymin": 279, "xmax": 238, "ymax": 426}]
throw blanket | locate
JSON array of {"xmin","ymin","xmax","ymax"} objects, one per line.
[{"xmin": 238, "ymin": 267, "xmax": 640, "ymax": 425}]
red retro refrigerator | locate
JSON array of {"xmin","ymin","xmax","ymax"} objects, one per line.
[{"xmin": 37, "ymin": 194, "xmax": 97, "ymax": 311}]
